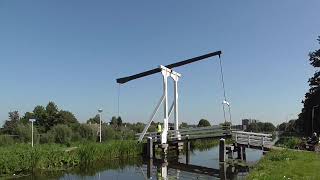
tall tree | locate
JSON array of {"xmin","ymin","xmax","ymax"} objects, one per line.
[
  {"xmin": 46, "ymin": 102, "xmax": 59, "ymax": 128},
  {"xmin": 33, "ymin": 105, "xmax": 49, "ymax": 132},
  {"xmin": 197, "ymin": 119, "xmax": 211, "ymax": 127},
  {"xmin": 299, "ymin": 36, "xmax": 320, "ymax": 135},
  {"xmin": 2, "ymin": 111, "xmax": 20, "ymax": 134},
  {"xmin": 57, "ymin": 110, "xmax": 78, "ymax": 125},
  {"xmin": 20, "ymin": 112, "xmax": 34, "ymax": 124},
  {"xmin": 116, "ymin": 116, "xmax": 123, "ymax": 127},
  {"xmin": 87, "ymin": 114, "xmax": 100, "ymax": 124},
  {"xmin": 110, "ymin": 116, "xmax": 118, "ymax": 126}
]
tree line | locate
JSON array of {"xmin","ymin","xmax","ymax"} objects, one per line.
[
  {"xmin": 0, "ymin": 102, "xmax": 146, "ymax": 145},
  {"xmin": 297, "ymin": 36, "xmax": 320, "ymax": 136},
  {"xmin": 273, "ymin": 36, "xmax": 320, "ymax": 136},
  {"xmin": 0, "ymin": 101, "xmax": 210, "ymax": 146}
]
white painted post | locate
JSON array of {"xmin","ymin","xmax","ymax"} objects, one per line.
[
  {"xmin": 161, "ymin": 67, "xmax": 169, "ymax": 144},
  {"xmin": 174, "ymin": 78, "xmax": 179, "ymax": 135},
  {"xmin": 29, "ymin": 119, "xmax": 35, "ymax": 147},
  {"xmin": 171, "ymin": 72, "xmax": 181, "ymax": 140},
  {"xmin": 31, "ymin": 121, "xmax": 33, "ymax": 147}
]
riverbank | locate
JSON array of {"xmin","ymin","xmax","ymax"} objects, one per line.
[
  {"xmin": 247, "ymin": 149, "xmax": 320, "ymax": 179},
  {"xmin": 0, "ymin": 140, "xmax": 142, "ymax": 178},
  {"xmin": 0, "ymin": 138, "xmax": 226, "ymax": 178}
]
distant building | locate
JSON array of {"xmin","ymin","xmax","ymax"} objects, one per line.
[{"xmin": 242, "ymin": 119, "xmax": 258, "ymax": 130}]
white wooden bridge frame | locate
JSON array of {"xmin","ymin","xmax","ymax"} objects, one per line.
[
  {"xmin": 117, "ymin": 51, "xmax": 223, "ymax": 145},
  {"xmin": 138, "ymin": 65, "xmax": 181, "ymax": 144}
]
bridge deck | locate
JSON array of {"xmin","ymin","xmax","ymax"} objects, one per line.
[
  {"xmin": 233, "ymin": 131, "xmax": 273, "ymax": 150},
  {"xmin": 137, "ymin": 126, "xmax": 273, "ymax": 151},
  {"xmin": 137, "ymin": 126, "xmax": 235, "ymax": 143}
]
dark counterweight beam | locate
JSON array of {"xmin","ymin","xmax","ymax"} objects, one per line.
[{"xmin": 116, "ymin": 50, "xmax": 222, "ymax": 84}]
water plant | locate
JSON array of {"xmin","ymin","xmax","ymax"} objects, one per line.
[{"xmin": 0, "ymin": 140, "xmax": 143, "ymax": 177}]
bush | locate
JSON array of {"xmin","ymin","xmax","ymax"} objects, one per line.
[
  {"xmin": 50, "ymin": 125, "xmax": 72, "ymax": 145},
  {"xmin": 0, "ymin": 135, "xmax": 15, "ymax": 146},
  {"xmin": 40, "ymin": 132, "xmax": 55, "ymax": 144},
  {"xmin": 72, "ymin": 132, "xmax": 82, "ymax": 142},
  {"xmin": 275, "ymin": 136, "xmax": 301, "ymax": 149},
  {"xmin": 101, "ymin": 126, "xmax": 116, "ymax": 141},
  {"xmin": 15, "ymin": 123, "xmax": 39, "ymax": 143},
  {"xmin": 286, "ymin": 137, "xmax": 301, "ymax": 149},
  {"xmin": 79, "ymin": 124, "xmax": 96, "ymax": 141}
]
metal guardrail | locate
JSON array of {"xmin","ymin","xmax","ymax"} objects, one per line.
[{"xmin": 232, "ymin": 131, "xmax": 272, "ymax": 148}]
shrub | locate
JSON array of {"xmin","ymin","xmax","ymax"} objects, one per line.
[
  {"xmin": 0, "ymin": 135, "xmax": 15, "ymax": 146},
  {"xmin": 275, "ymin": 136, "xmax": 301, "ymax": 149},
  {"xmin": 15, "ymin": 123, "xmax": 39, "ymax": 143},
  {"xmin": 79, "ymin": 124, "xmax": 96, "ymax": 141},
  {"xmin": 72, "ymin": 132, "xmax": 82, "ymax": 142},
  {"xmin": 39, "ymin": 132, "xmax": 55, "ymax": 144},
  {"xmin": 286, "ymin": 137, "xmax": 301, "ymax": 149},
  {"xmin": 50, "ymin": 125, "xmax": 72, "ymax": 145},
  {"xmin": 101, "ymin": 126, "xmax": 116, "ymax": 141}
]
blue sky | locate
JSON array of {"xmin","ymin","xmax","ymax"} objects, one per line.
[{"xmin": 0, "ymin": 1, "xmax": 319, "ymax": 126}]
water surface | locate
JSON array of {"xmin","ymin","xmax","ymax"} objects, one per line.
[{"xmin": 22, "ymin": 145, "xmax": 263, "ymax": 180}]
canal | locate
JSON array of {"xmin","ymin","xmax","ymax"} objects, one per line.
[{"xmin": 21, "ymin": 145, "xmax": 263, "ymax": 180}]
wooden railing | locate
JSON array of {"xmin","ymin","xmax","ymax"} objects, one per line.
[
  {"xmin": 232, "ymin": 131, "xmax": 272, "ymax": 149},
  {"xmin": 136, "ymin": 126, "xmax": 233, "ymax": 142}
]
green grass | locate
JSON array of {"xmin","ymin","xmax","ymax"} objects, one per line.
[
  {"xmin": 191, "ymin": 138, "xmax": 234, "ymax": 151},
  {"xmin": 247, "ymin": 149, "xmax": 320, "ymax": 180},
  {"xmin": 0, "ymin": 140, "xmax": 142, "ymax": 177}
]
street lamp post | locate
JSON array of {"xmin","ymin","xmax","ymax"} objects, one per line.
[
  {"xmin": 98, "ymin": 109, "xmax": 103, "ymax": 143},
  {"xmin": 312, "ymin": 105, "xmax": 319, "ymax": 133},
  {"xmin": 29, "ymin": 119, "xmax": 35, "ymax": 147}
]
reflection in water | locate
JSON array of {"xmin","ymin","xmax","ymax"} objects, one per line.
[
  {"xmin": 144, "ymin": 157, "xmax": 250, "ymax": 180},
  {"xmin": 20, "ymin": 146, "xmax": 262, "ymax": 180}
]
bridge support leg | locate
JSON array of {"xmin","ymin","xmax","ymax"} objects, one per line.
[
  {"xmin": 176, "ymin": 142, "xmax": 183, "ymax": 156},
  {"xmin": 237, "ymin": 146, "xmax": 241, "ymax": 160},
  {"xmin": 237, "ymin": 146, "xmax": 246, "ymax": 160},
  {"xmin": 147, "ymin": 137, "xmax": 153, "ymax": 159},
  {"xmin": 242, "ymin": 147, "xmax": 246, "ymax": 161},
  {"xmin": 219, "ymin": 138, "xmax": 226, "ymax": 163},
  {"xmin": 147, "ymin": 158, "xmax": 153, "ymax": 178},
  {"xmin": 186, "ymin": 136, "xmax": 190, "ymax": 164},
  {"xmin": 219, "ymin": 163, "xmax": 227, "ymax": 180}
]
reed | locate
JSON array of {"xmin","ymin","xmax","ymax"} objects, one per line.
[{"xmin": 0, "ymin": 140, "xmax": 143, "ymax": 177}]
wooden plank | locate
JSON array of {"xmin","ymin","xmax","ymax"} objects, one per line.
[{"xmin": 232, "ymin": 131, "xmax": 272, "ymax": 137}]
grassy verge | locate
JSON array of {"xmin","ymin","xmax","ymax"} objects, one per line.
[
  {"xmin": 0, "ymin": 140, "xmax": 142, "ymax": 177},
  {"xmin": 247, "ymin": 149, "xmax": 320, "ymax": 179}
]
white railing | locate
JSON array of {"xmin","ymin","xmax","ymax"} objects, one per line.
[
  {"xmin": 232, "ymin": 131, "xmax": 272, "ymax": 148},
  {"xmin": 136, "ymin": 126, "xmax": 231, "ymax": 142}
]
